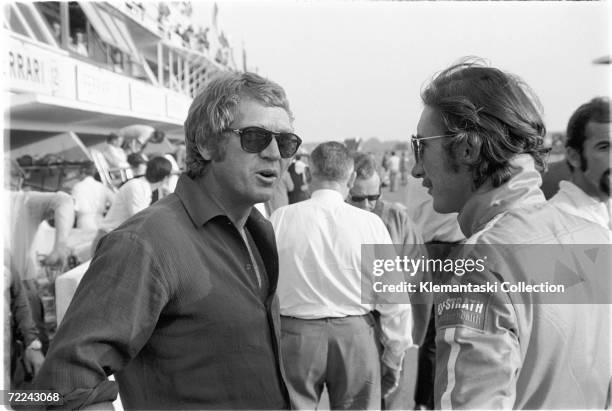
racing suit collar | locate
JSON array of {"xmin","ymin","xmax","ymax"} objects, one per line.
[{"xmin": 458, "ymin": 154, "xmax": 546, "ymax": 238}]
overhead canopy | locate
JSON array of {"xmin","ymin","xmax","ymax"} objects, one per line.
[
  {"xmin": 6, "ymin": 92, "xmax": 185, "ymax": 140},
  {"xmin": 78, "ymin": 2, "xmax": 139, "ymax": 57}
]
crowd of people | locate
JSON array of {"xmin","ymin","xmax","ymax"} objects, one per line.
[{"xmin": 4, "ymin": 58, "xmax": 610, "ymax": 410}]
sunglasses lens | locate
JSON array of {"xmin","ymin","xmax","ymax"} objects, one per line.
[
  {"xmin": 277, "ymin": 133, "xmax": 302, "ymax": 158},
  {"xmin": 238, "ymin": 127, "xmax": 301, "ymax": 158},
  {"xmin": 351, "ymin": 194, "xmax": 380, "ymax": 202},
  {"xmin": 410, "ymin": 137, "xmax": 419, "ymax": 161},
  {"xmin": 240, "ymin": 128, "xmax": 272, "ymax": 153}
]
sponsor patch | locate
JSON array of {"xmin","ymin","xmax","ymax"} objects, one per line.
[{"xmin": 436, "ymin": 294, "xmax": 489, "ymax": 331}]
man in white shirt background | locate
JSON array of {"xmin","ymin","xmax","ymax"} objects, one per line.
[
  {"xmin": 100, "ymin": 133, "xmax": 129, "ymax": 169},
  {"xmin": 550, "ymin": 97, "xmax": 611, "ymax": 231},
  {"xmin": 271, "ymin": 141, "xmax": 413, "ymax": 410},
  {"xmin": 71, "ymin": 161, "xmax": 115, "ymax": 231},
  {"xmin": 387, "ymin": 151, "xmax": 401, "ymax": 192},
  {"xmin": 98, "ymin": 156, "xmax": 172, "ymax": 236}
]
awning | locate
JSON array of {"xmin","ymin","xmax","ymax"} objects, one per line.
[
  {"xmin": 78, "ymin": 2, "xmax": 139, "ymax": 57},
  {"xmin": 5, "ymin": 92, "xmax": 185, "ymax": 140}
]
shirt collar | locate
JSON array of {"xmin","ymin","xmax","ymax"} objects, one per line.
[
  {"xmin": 174, "ymin": 173, "xmax": 269, "ymax": 228},
  {"xmin": 458, "ymin": 154, "xmax": 546, "ymax": 237},
  {"xmin": 174, "ymin": 173, "xmax": 226, "ymax": 227},
  {"xmin": 310, "ymin": 189, "xmax": 345, "ymax": 203},
  {"xmin": 552, "ymin": 181, "xmax": 612, "ymax": 230}
]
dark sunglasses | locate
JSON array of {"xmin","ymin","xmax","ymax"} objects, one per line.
[
  {"xmin": 410, "ymin": 134, "xmax": 454, "ymax": 162},
  {"xmin": 227, "ymin": 126, "xmax": 302, "ymax": 158},
  {"xmin": 350, "ymin": 193, "xmax": 381, "ymax": 202}
]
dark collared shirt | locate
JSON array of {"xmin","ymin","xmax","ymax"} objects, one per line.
[{"xmin": 34, "ymin": 174, "xmax": 289, "ymax": 410}]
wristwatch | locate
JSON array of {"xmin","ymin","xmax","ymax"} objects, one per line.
[{"xmin": 26, "ymin": 339, "xmax": 42, "ymax": 351}]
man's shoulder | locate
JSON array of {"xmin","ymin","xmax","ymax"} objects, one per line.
[
  {"xmin": 473, "ymin": 201, "xmax": 608, "ymax": 244},
  {"xmin": 116, "ymin": 193, "xmax": 188, "ymax": 235}
]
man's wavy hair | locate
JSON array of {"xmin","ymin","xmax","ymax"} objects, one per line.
[
  {"xmin": 184, "ymin": 72, "xmax": 293, "ymax": 178},
  {"xmin": 421, "ymin": 58, "xmax": 547, "ymax": 189}
]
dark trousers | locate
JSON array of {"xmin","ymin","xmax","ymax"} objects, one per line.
[{"xmin": 281, "ymin": 314, "xmax": 381, "ymax": 410}]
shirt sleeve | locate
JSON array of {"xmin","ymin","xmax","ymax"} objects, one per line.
[
  {"xmin": 434, "ymin": 268, "xmax": 522, "ymax": 409},
  {"xmin": 371, "ymin": 219, "xmax": 414, "ymax": 370},
  {"xmin": 33, "ymin": 230, "xmax": 170, "ymax": 409}
]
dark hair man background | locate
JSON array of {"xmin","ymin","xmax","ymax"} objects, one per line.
[
  {"xmin": 410, "ymin": 59, "xmax": 610, "ymax": 409},
  {"xmin": 548, "ymin": 98, "xmax": 610, "ymax": 228},
  {"xmin": 34, "ymin": 72, "xmax": 301, "ymax": 409}
]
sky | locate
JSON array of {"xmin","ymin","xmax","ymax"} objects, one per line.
[{"xmin": 192, "ymin": 0, "xmax": 611, "ymax": 144}]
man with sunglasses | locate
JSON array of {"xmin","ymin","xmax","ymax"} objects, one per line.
[
  {"xmin": 35, "ymin": 72, "xmax": 300, "ymax": 409},
  {"xmin": 410, "ymin": 60, "xmax": 610, "ymax": 409},
  {"xmin": 271, "ymin": 142, "xmax": 413, "ymax": 410}
]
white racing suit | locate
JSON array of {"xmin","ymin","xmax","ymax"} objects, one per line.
[{"xmin": 433, "ymin": 155, "xmax": 611, "ymax": 409}]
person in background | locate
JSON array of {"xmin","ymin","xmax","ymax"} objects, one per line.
[
  {"xmin": 7, "ymin": 268, "xmax": 45, "ymax": 388},
  {"xmin": 34, "ymin": 71, "xmax": 300, "ymax": 409},
  {"xmin": 98, "ymin": 156, "xmax": 172, "ymax": 235},
  {"xmin": 266, "ymin": 169, "xmax": 294, "ymax": 215},
  {"xmin": 387, "ymin": 151, "xmax": 400, "ymax": 192},
  {"xmin": 287, "ymin": 154, "xmax": 310, "ymax": 203},
  {"xmin": 549, "ymin": 97, "xmax": 611, "ymax": 230},
  {"xmin": 271, "ymin": 142, "xmax": 413, "ymax": 410},
  {"xmin": 410, "ymin": 58, "xmax": 610, "ymax": 409},
  {"xmin": 101, "ymin": 133, "xmax": 130, "ymax": 169},
  {"xmin": 72, "ymin": 31, "xmax": 88, "ymax": 56},
  {"xmin": 5, "ymin": 159, "xmax": 75, "ymax": 356},
  {"xmin": 347, "ymin": 151, "xmax": 428, "ymax": 410},
  {"xmin": 118, "ymin": 124, "xmax": 166, "ymax": 156},
  {"xmin": 127, "ymin": 152, "xmax": 148, "ymax": 179},
  {"xmin": 71, "ymin": 161, "xmax": 115, "ymax": 231},
  {"xmin": 400, "ymin": 151, "xmax": 409, "ymax": 185}
]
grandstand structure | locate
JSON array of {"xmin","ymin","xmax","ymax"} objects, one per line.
[{"xmin": 4, "ymin": 1, "xmax": 241, "ymax": 189}]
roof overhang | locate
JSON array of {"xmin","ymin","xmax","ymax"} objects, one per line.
[{"xmin": 5, "ymin": 92, "xmax": 185, "ymax": 139}]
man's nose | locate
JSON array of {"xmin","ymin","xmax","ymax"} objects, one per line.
[
  {"xmin": 411, "ymin": 159, "xmax": 424, "ymax": 179},
  {"xmin": 260, "ymin": 137, "xmax": 282, "ymax": 160}
]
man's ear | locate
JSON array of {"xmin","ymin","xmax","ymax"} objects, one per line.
[
  {"xmin": 566, "ymin": 146, "xmax": 582, "ymax": 171},
  {"xmin": 456, "ymin": 135, "xmax": 480, "ymax": 165},
  {"xmin": 196, "ymin": 140, "xmax": 213, "ymax": 161},
  {"xmin": 347, "ymin": 171, "xmax": 356, "ymax": 189}
]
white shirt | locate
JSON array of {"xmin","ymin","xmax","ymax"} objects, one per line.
[
  {"xmin": 71, "ymin": 176, "xmax": 115, "ymax": 230},
  {"xmin": 101, "ymin": 143, "xmax": 129, "ymax": 169},
  {"xmin": 549, "ymin": 180, "xmax": 612, "ymax": 232},
  {"xmin": 388, "ymin": 155, "xmax": 401, "ymax": 172},
  {"xmin": 100, "ymin": 177, "xmax": 151, "ymax": 232},
  {"xmin": 270, "ymin": 189, "xmax": 414, "ymax": 368}
]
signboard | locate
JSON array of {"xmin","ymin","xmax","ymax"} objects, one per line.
[
  {"xmin": 3, "ymin": 34, "xmax": 76, "ymax": 99},
  {"xmin": 76, "ymin": 63, "xmax": 130, "ymax": 110}
]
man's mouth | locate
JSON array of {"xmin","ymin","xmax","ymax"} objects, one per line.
[{"xmin": 256, "ymin": 169, "xmax": 279, "ymax": 183}]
